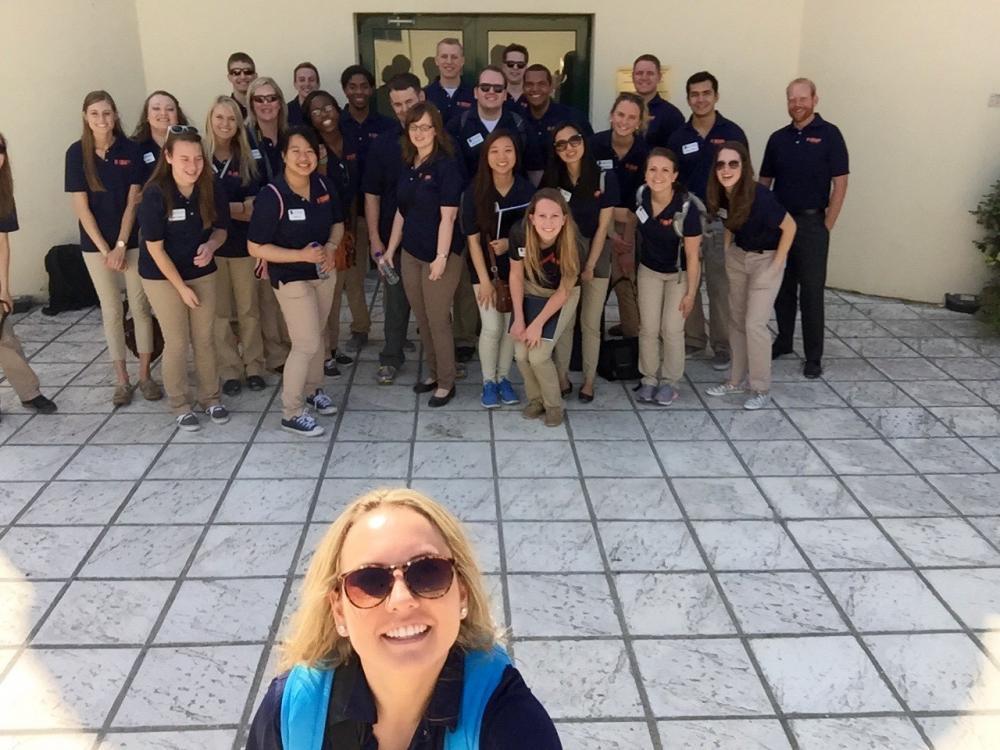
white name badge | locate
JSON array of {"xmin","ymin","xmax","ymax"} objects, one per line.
[
  {"xmin": 168, "ymin": 208, "xmax": 186, "ymax": 222},
  {"xmin": 250, "ymin": 148, "xmax": 262, "ymax": 160},
  {"xmin": 143, "ymin": 151, "xmax": 156, "ymax": 164},
  {"xmin": 515, "ymin": 246, "xmax": 526, "ymax": 260},
  {"xmin": 717, "ymin": 207, "xmax": 728, "ymax": 219},
  {"xmin": 597, "ymin": 159, "xmax": 614, "ymax": 171},
  {"xmin": 560, "ymin": 188, "xmax": 573, "ymax": 203},
  {"xmin": 635, "ymin": 206, "xmax": 650, "ymax": 224},
  {"xmin": 287, "ymin": 208, "xmax": 306, "ymax": 221},
  {"xmin": 466, "ymin": 133, "xmax": 484, "ymax": 148},
  {"xmin": 682, "ymin": 142, "xmax": 700, "ymax": 155}
]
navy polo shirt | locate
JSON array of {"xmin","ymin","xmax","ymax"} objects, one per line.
[
  {"xmin": 396, "ymin": 151, "xmax": 464, "ymax": 262},
  {"xmin": 340, "ymin": 110, "xmax": 394, "ymax": 184},
  {"xmin": 134, "ymin": 138, "xmax": 161, "ymax": 185},
  {"xmin": 667, "ymin": 112, "xmax": 748, "ymax": 201},
  {"xmin": 213, "ymin": 155, "xmax": 260, "ymax": 258},
  {"xmin": 287, "ymin": 98, "xmax": 305, "ymax": 127},
  {"xmin": 424, "ymin": 79, "xmax": 475, "ymax": 124},
  {"xmin": 635, "ymin": 187, "xmax": 702, "ymax": 273},
  {"xmin": 523, "ymin": 101, "xmax": 593, "ymax": 173},
  {"xmin": 65, "ymin": 136, "xmax": 143, "ymax": 252},
  {"xmin": 137, "ymin": 182, "xmax": 229, "ymax": 281},
  {"xmin": 644, "ymin": 94, "xmax": 685, "ymax": 149},
  {"xmin": 0, "ymin": 205, "xmax": 18, "ymax": 233},
  {"xmin": 544, "ymin": 168, "xmax": 619, "ymax": 240},
  {"xmin": 447, "ymin": 109, "xmax": 528, "ymax": 181},
  {"xmin": 322, "ymin": 148, "xmax": 356, "ymax": 212},
  {"xmin": 247, "ymin": 127, "xmax": 282, "ymax": 184},
  {"xmin": 248, "ymin": 173, "xmax": 344, "ymax": 288},
  {"xmin": 590, "ymin": 129, "xmax": 649, "ymax": 211},
  {"xmin": 732, "ymin": 183, "xmax": 788, "ymax": 252},
  {"xmin": 460, "ymin": 174, "xmax": 535, "ymax": 282},
  {"xmin": 760, "ymin": 113, "xmax": 849, "ymax": 214},
  {"xmin": 362, "ymin": 122, "xmax": 405, "ymax": 245}
]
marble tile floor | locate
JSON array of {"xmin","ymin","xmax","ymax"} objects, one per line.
[{"xmin": 1, "ymin": 282, "xmax": 1000, "ymax": 749}]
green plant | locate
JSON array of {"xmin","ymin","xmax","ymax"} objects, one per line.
[{"xmin": 972, "ymin": 179, "xmax": 1000, "ymax": 333}]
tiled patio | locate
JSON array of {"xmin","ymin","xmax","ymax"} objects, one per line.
[{"xmin": 2, "ymin": 282, "xmax": 1000, "ymax": 749}]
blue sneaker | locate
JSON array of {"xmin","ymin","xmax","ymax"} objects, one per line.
[
  {"xmin": 281, "ymin": 411, "xmax": 325, "ymax": 437},
  {"xmin": 306, "ymin": 389, "xmax": 337, "ymax": 416},
  {"xmin": 497, "ymin": 377, "xmax": 520, "ymax": 405},
  {"xmin": 481, "ymin": 381, "xmax": 500, "ymax": 409}
]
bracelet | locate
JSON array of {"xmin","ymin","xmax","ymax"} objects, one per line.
[{"xmin": 435, "ymin": 253, "xmax": 448, "ymax": 259}]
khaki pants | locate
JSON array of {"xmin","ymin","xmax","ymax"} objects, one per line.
[
  {"xmin": 473, "ymin": 284, "xmax": 514, "ymax": 383},
  {"xmin": 726, "ymin": 246, "xmax": 784, "ymax": 393},
  {"xmin": 273, "ymin": 274, "xmax": 338, "ymax": 419},
  {"xmin": 451, "ymin": 260, "xmax": 480, "ymax": 348},
  {"xmin": 515, "ymin": 285, "xmax": 580, "ymax": 409},
  {"xmin": 82, "ymin": 248, "xmax": 153, "ymax": 361},
  {"xmin": 142, "ymin": 274, "xmax": 220, "ymax": 415},
  {"xmin": 259, "ymin": 277, "xmax": 291, "ymax": 370},
  {"xmin": 325, "ymin": 218, "xmax": 372, "ymax": 352},
  {"xmin": 608, "ymin": 234, "xmax": 640, "ymax": 337},
  {"xmin": 401, "ymin": 251, "xmax": 463, "ymax": 390},
  {"xmin": 0, "ymin": 323, "xmax": 41, "ymax": 402},
  {"xmin": 214, "ymin": 255, "xmax": 264, "ymax": 381},
  {"xmin": 555, "ymin": 275, "xmax": 609, "ymax": 384},
  {"xmin": 685, "ymin": 222, "xmax": 730, "ymax": 356},
  {"xmin": 637, "ymin": 265, "xmax": 688, "ymax": 387}
]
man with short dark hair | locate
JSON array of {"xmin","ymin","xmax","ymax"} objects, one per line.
[
  {"xmin": 631, "ymin": 54, "xmax": 684, "ymax": 148},
  {"xmin": 521, "ymin": 63, "xmax": 592, "ymax": 184},
  {"xmin": 502, "ymin": 43, "xmax": 529, "ymax": 107},
  {"xmin": 668, "ymin": 70, "xmax": 748, "ymax": 369},
  {"xmin": 424, "ymin": 38, "xmax": 475, "ymax": 123},
  {"xmin": 226, "ymin": 52, "xmax": 257, "ymax": 117},
  {"xmin": 762, "ymin": 77, "xmax": 849, "ymax": 379}
]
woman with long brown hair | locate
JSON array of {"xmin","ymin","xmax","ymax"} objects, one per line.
[
  {"xmin": 705, "ymin": 140, "xmax": 796, "ymax": 409},
  {"xmin": 132, "ymin": 90, "xmax": 189, "ymax": 185},
  {"xmin": 65, "ymin": 90, "xmax": 161, "ymax": 407}
]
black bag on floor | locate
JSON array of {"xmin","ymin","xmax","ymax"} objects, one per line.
[
  {"xmin": 597, "ymin": 335, "xmax": 640, "ymax": 381},
  {"xmin": 42, "ymin": 244, "xmax": 98, "ymax": 315}
]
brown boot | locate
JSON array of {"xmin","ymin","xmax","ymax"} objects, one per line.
[
  {"xmin": 521, "ymin": 399, "xmax": 545, "ymax": 419},
  {"xmin": 543, "ymin": 406, "xmax": 564, "ymax": 427}
]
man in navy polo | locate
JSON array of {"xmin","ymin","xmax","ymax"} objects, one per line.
[
  {"xmin": 632, "ymin": 54, "xmax": 684, "ymax": 149},
  {"xmin": 521, "ymin": 63, "xmax": 592, "ymax": 185},
  {"xmin": 502, "ymin": 43, "xmax": 529, "ymax": 109},
  {"xmin": 668, "ymin": 70, "xmax": 748, "ymax": 370},
  {"xmin": 761, "ymin": 77, "xmax": 849, "ymax": 379},
  {"xmin": 424, "ymin": 38, "xmax": 475, "ymax": 124}
]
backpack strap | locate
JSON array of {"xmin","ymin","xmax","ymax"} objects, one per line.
[
  {"xmin": 445, "ymin": 645, "xmax": 513, "ymax": 750},
  {"xmin": 268, "ymin": 182, "xmax": 284, "ymax": 217},
  {"xmin": 280, "ymin": 665, "xmax": 335, "ymax": 750}
]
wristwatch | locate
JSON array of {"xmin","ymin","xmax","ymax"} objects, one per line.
[{"xmin": 114, "ymin": 240, "xmax": 126, "ymax": 250}]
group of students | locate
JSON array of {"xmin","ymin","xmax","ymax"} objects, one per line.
[{"xmin": 0, "ymin": 40, "xmax": 848, "ymax": 433}]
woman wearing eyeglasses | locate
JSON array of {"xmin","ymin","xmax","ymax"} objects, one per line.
[
  {"xmin": 204, "ymin": 96, "xmax": 266, "ymax": 398},
  {"xmin": 246, "ymin": 487, "xmax": 561, "ymax": 750},
  {"xmin": 540, "ymin": 122, "xmax": 618, "ymax": 403},
  {"xmin": 384, "ymin": 102, "xmax": 464, "ymax": 408},
  {"xmin": 132, "ymin": 90, "xmax": 189, "ymax": 185},
  {"xmin": 137, "ymin": 126, "xmax": 231, "ymax": 431},
  {"xmin": 66, "ymin": 90, "xmax": 161, "ymax": 407},
  {"xmin": 248, "ymin": 126, "xmax": 343, "ymax": 437},
  {"xmin": 705, "ymin": 141, "xmax": 795, "ymax": 410}
]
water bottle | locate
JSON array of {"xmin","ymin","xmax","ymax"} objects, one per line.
[
  {"xmin": 375, "ymin": 250, "xmax": 400, "ymax": 286},
  {"xmin": 310, "ymin": 242, "xmax": 330, "ymax": 280}
]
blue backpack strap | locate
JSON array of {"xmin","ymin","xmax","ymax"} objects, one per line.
[
  {"xmin": 280, "ymin": 665, "xmax": 335, "ymax": 750},
  {"xmin": 445, "ymin": 645, "xmax": 512, "ymax": 750}
]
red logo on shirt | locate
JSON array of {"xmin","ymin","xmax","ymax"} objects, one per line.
[
  {"xmin": 806, "ymin": 137, "xmax": 823, "ymax": 144},
  {"xmin": 709, "ymin": 138, "xmax": 725, "ymax": 146},
  {"xmin": 113, "ymin": 159, "xmax": 132, "ymax": 166},
  {"xmin": 458, "ymin": 101, "xmax": 472, "ymax": 108},
  {"xmin": 346, "ymin": 153, "xmax": 358, "ymax": 160},
  {"xmin": 316, "ymin": 194, "xmax": 331, "ymax": 204},
  {"xmin": 624, "ymin": 163, "xmax": 639, "ymax": 172},
  {"xmin": 423, "ymin": 174, "xmax": 433, "ymax": 181},
  {"xmin": 227, "ymin": 170, "xmax": 240, "ymax": 178},
  {"xmin": 660, "ymin": 219, "xmax": 673, "ymax": 226}
]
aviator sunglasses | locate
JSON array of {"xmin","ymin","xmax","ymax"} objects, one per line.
[
  {"xmin": 504, "ymin": 61, "xmax": 527, "ymax": 69},
  {"xmin": 252, "ymin": 94, "xmax": 281, "ymax": 104},
  {"xmin": 478, "ymin": 83, "xmax": 506, "ymax": 94},
  {"xmin": 554, "ymin": 133, "xmax": 584, "ymax": 152},
  {"xmin": 229, "ymin": 68, "xmax": 255, "ymax": 77},
  {"xmin": 715, "ymin": 159, "xmax": 741, "ymax": 170},
  {"xmin": 168, "ymin": 125, "xmax": 199, "ymax": 135},
  {"xmin": 338, "ymin": 555, "xmax": 456, "ymax": 609}
]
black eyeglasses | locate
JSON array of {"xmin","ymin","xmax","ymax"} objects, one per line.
[
  {"xmin": 715, "ymin": 159, "xmax": 741, "ymax": 170},
  {"xmin": 554, "ymin": 134, "xmax": 584, "ymax": 152},
  {"xmin": 252, "ymin": 94, "xmax": 280, "ymax": 104},
  {"xmin": 310, "ymin": 104, "xmax": 338, "ymax": 118},
  {"xmin": 504, "ymin": 61, "xmax": 526, "ymax": 69},
  {"xmin": 339, "ymin": 555, "xmax": 456, "ymax": 609},
  {"xmin": 229, "ymin": 68, "xmax": 255, "ymax": 77},
  {"xmin": 478, "ymin": 83, "xmax": 506, "ymax": 94},
  {"xmin": 168, "ymin": 125, "xmax": 199, "ymax": 135}
]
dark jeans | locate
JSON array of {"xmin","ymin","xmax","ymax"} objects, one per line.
[
  {"xmin": 773, "ymin": 212, "xmax": 830, "ymax": 363},
  {"xmin": 379, "ymin": 252, "xmax": 411, "ymax": 368}
]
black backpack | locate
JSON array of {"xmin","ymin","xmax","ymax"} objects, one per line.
[
  {"xmin": 596, "ymin": 277, "xmax": 641, "ymax": 381},
  {"xmin": 42, "ymin": 244, "xmax": 98, "ymax": 315}
]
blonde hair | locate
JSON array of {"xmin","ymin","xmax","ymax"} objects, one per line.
[
  {"xmin": 202, "ymin": 96, "xmax": 259, "ymax": 187},
  {"xmin": 246, "ymin": 76, "xmax": 288, "ymax": 136},
  {"xmin": 279, "ymin": 487, "xmax": 501, "ymax": 672},
  {"xmin": 523, "ymin": 188, "xmax": 580, "ymax": 291}
]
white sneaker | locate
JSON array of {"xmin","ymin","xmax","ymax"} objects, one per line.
[
  {"xmin": 705, "ymin": 382, "xmax": 746, "ymax": 398},
  {"xmin": 743, "ymin": 392, "xmax": 771, "ymax": 410}
]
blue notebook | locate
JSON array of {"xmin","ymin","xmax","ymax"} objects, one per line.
[{"xmin": 511, "ymin": 295, "xmax": 561, "ymax": 341}]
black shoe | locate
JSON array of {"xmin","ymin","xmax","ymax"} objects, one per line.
[
  {"xmin": 561, "ymin": 383, "xmax": 573, "ymax": 396},
  {"xmin": 413, "ymin": 380, "xmax": 437, "ymax": 394},
  {"xmin": 21, "ymin": 394, "xmax": 58, "ymax": 414},
  {"xmin": 578, "ymin": 389, "xmax": 594, "ymax": 403},
  {"xmin": 271, "ymin": 364, "xmax": 285, "ymax": 375},
  {"xmin": 403, "ymin": 339, "xmax": 416, "ymax": 352},
  {"xmin": 222, "ymin": 379, "xmax": 242, "ymax": 396},
  {"xmin": 428, "ymin": 386, "xmax": 456, "ymax": 407},
  {"xmin": 772, "ymin": 344, "xmax": 794, "ymax": 360},
  {"xmin": 332, "ymin": 349, "xmax": 353, "ymax": 365},
  {"xmin": 608, "ymin": 324, "xmax": 624, "ymax": 337},
  {"xmin": 803, "ymin": 360, "xmax": 823, "ymax": 379},
  {"xmin": 247, "ymin": 375, "xmax": 266, "ymax": 391},
  {"xmin": 455, "ymin": 346, "xmax": 476, "ymax": 363},
  {"xmin": 324, "ymin": 358, "xmax": 342, "ymax": 378}
]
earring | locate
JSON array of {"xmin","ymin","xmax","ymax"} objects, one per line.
[
  {"xmin": 336, "ymin": 624, "xmax": 348, "ymax": 636},
  {"xmin": 460, "ymin": 607, "xmax": 468, "ymax": 618}
]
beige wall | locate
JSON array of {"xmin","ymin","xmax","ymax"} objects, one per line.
[{"xmin": 3, "ymin": 0, "xmax": 998, "ymax": 302}]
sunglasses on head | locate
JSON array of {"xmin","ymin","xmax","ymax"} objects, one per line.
[
  {"xmin": 339, "ymin": 555, "xmax": 456, "ymax": 609},
  {"xmin": 504, "ymin": 61, "xmax": 526, "ymax": 69},
  {"xmin": 715, "ymin": 159, "xmax": 741, "ymax": 170},
  {"xmin": 168, "ymin": 125, "xmax": 199, "ymax": 135},
  {"xmin": 229, "ymin": 68, "xmax": 255, "ymax": 77},
  {"xmin": 252, "ymin": 94, "xmax": 280, "ymax": 104},
  {"xmin": 554, "ymin": 133, "xmax": 584, "ymax": 152},
  {"xmin": 478, "ymin": 83, "xmax": 505, "ymax": 94}
]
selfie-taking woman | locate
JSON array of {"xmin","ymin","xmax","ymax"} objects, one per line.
[
  {"xmin": 65, "ymin": 90, "xmax": 161, "ymax": 407},
  {"xmin": 247, "ymin": 487, "xmax": 561, "ymax": 749},
  {"xmin": 204, "ymin": 96, "xmax": 266, "ymax": 396},
  {"xmin": 137, "ymin": 126, "xmax": 230, "ymax": 431},
  {"xmin": 132, "ymin": 90, "xmax": 189, "ymax": 185}
]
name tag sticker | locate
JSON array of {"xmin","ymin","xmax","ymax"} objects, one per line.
[
  {"xmin": 635, "ymin": 206, "xmax": 650, "ymax": 224},
  {"xmin": 717, "ymin": 207, "xmax": 728, "ymax": 220},
  {"xmin": 143, "ymin": 152, "xmax": 156, "ymax": 164},
  {"xmin": 597, "ymin": 159, "xmax": 614, "ymax": 171},
  {"xmin": 466, "ymin": 133, "xmax": 484, "ymax": 148},
  {"xmin": 287, "ymin": 208, "xmax": 306, "ymax": 221},
  {"xmin": 168, "ymin": 208, "xmax": 186, "ymax": 222},
  {"xmin": 250, "ymin": 148, "xmax": 262, "ymax": 160},
  {"xmin": 559, "ymin": 188, "xmax": 573, "ymax": 203},
  {"xmin": 682, "ymin": 142, "xmax": 699, "ymax": 155},
  {"xmin": 515, "ymin": 246, "xmax": 526, "ymax": 260}
]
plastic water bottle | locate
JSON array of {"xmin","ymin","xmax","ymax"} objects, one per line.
[
  {"xmin": 375, "ymin": 251, "xmax": 400, "ymax": 286},
  {"xmin": 310, "ymin": 242, "xmax": 330, "ymax": 280}
]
